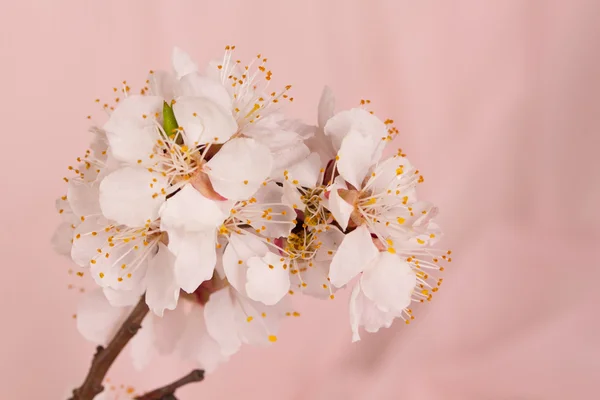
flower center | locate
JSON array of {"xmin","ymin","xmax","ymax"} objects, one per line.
[
  {"xmin": 300, "ymin": 186, "xmax": 330, "ymax": 226},
  {"xmin": 284, "ymin": 228, "xmax": 320, "ymax": 260}
]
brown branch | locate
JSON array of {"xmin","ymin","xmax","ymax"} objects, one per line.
[
  {"xmin": 70, "ymin": 294, "xmax": 150, "ymax": 400},
  {"xmin": 135, "ymin": 369, "xmax": 205, "ymax": 400}
]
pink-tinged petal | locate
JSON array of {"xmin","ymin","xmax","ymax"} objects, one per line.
[
  {"xmin": 246, "ymin": 252, "xmax": 290, "ymax": 305},
  {"xmin": 204, "ymin": 288, "xmax": 242, "ymax": 356},
  {"xmin": 153, "ymin": 305, "xmax": 187, "ymax": 355},
  {"xmin": 318, "ymin": 86, "xmax": 336, "ymax": 129},
  {"xmin": 286, "ymin": 152, "xmax": 322, "ymax": 188},
  {"xmin": 67, "ymin": 180, "xmax": 101, "ymax": 217},
  {"xmin": 327, "ymin": 177, "xmax": 353, "ymax": 231},
  {"xmin": 145, "ymin": 243, "xmax": 179, "ymax": 316},
  {"xmin": 159, "ymin": 184, "xmax": 228, "ymax": 232},
  {"xmin": 329, "ymin": 225, "xmax": 378, "ymax": 288},
  {"xmin": 52, "ymin": 221, "xmax": 75, "ymax": 256},
  {"xmin": 168, "ymin": 229, "xmax": 217, "ymax": 293},
  {"xmin": 131, "ymin": 315, "xmax": 157, "ymax": 371},
  {"xmin": 172, "ymin": 47, "xmax": 198, "ymax": 78},
  {"xmin": 103, "ymin": 95, "xmax": 163, "ymax": 165},
  {"xmin": 223, "ymin": 233, "xmax": 269, "ymax": 295},
  {"xmin": 176, "ymin": 304, "xmax": 229, "ymax": 373},
  {"xmin": 173, "ymin": 97, "xmax": 237, "ymax": 145},
  {"xmin": 176, "ymin": 73, "xmax": 233, "ymax": 111},
  {"xmin": 349, "ymin": 281, "xmax": 364, "ymax": 342},
  {"xmin": 76, "ymin": 289, "xmax": 130, "ymax": 345},
  {"xmin": 360, "ymin": 253, "xmax": 416, "ymax": 313},
  {"xmin": 205, "ymin": 138, "xmax": 273, "ymax": 201},
  {"xmin": 99, "ymin": 167, "xmax": 168, "ymax": 227}
]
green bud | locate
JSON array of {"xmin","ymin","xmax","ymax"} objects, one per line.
[{"xmin": 162, "ymin": 101, "xmax": 182, "ymax": 144}]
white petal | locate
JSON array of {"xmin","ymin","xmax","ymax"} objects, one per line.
[
  {"xmin": 172, "ymin": 47, "xmax": 198, "ymax": 78},
  {"xmin": 205, "ymin": 138, "xmax": 273, "ymax": 200},
  {"xmin": 168, "ymin": 229, "xmax": 217, "ymax": 293},
  {"xmin": 327, "ymin": 177, "xmax": 353, "ymax": 231},
  {"xmin": 71, "ymin": 218, "xmax": 110, "ymax": 267},
  {"xmin": 286, "ymin": 152, "xmax": 322, "ymax": 187},
  {"xmin": 292, "ymin": 260, "xmax": 334, "ymax": 299},
  {"xmin": 247, "ymin": 182, "xmax": 295, "ymax": 238},
  {"xmin": 99, "ymin": 167, "xmax": 167, "ymax": 227},
  {"xmin": 176, "ymin": 73, "xmax": 233, "ymax": 110},
  {"xmin": 145, "ymin": 243, "xmax": 180, "ymax": 316},
  {"xmin": 176, "ymin": 304, "xmax": 229, "ymax": 373},
  {"xmin": 148, "ymin": 70, "xmax": 175, "ymax": 100},
  {"xmin": 103, "ymin": 95, "xmax": 163, "ymax": 165},
  {"xmin": 103, "ymin": 286, "xmax": 144, "ymax": 307},
  {"xmin": 350, "ymin": 281, "xmax": 398, "ymax": 340},
  {"xmin": 337, "ymin": 129, "xmax": 379, "ymax": 189},
  {"xmin": 160, "ymin": 184, "xmax": 228, "ymax": 232},
  {"xmin": 329, "ymin": 225, "xmax": 378, "ymax": 288},
  {"xmin": 246, "ymin": 252, "xmax": 290, "ymax": 305},
  {"xmin": 365, "ymin": 155, "xmax": 416, "ymax": 194},
  {"xmin": 324, "ymin": 108, "xmax": 387, "ymax": 153},
  {"xmin": 153, "ymin": 305, "xmax": 187, "ymax": 355},
  {"xmin": 131, "ymin": 315, "xmax": 156, "ymax": 370},
  {"xmin": 67, "ymin": 180, "xmax": 101, "ymax": 217},
  {"xmin": 91, "ymin": 238, "xmax": 151, "ymax": 291},
  {"xmin": 314, "ymin": 226, "xmax": 345, "ymax": 262},
  {"xmin": 233, "ymin": 292, "xmax": 289, "ymax": 346},
  {"xmin": 318, "ymin": 86, "xmax": 335, "ymax": 129},
  {"xmin": 204, "ymin": 288, "xmax": 242, "ymax": 356},
  {"xmin": 271, "ymin": 142, "xmax": 311, "ymax": 177},
  {"xmin": 282, "ymin": 180, "xmax": 304, "ymax": 210},
  {"xmin": 76, "ymin": 289, "xmax": 130, "ymax": 345},
  {"xmin": 222, "ymin": 233, "xmax": 269, "ymax": 295},
  {"xmin": 349, "ymin": 281, "xmax": 364, "ymax": 342},
  {"xmin": 52, "ymin": 221, "xmax": 75, "ymax": 256},
  {"xmin": 173, "ymin": 97, "xmax": 237, "ymax": 145},
  {"xmin": 360, "ymin": 253, "xmax": 416, "ymax": 313}
]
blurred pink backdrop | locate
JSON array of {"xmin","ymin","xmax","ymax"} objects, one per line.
[{"xmin": 1, "ymin": 1, "xmax": 599, "ymax": 399}]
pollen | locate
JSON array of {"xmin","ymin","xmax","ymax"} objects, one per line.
[
  {"xmin": 238, "ymin": 260, "xmax": 243, "ymax": 265},
  {"xmin": 99, "ymin": 272, "xmax": 105, "ymax": 278},
  {"xmin": 246, "ymin": 316, "xmax": 253, "ymax": 322},
  {"xmin": 243, "ymin": 180, "xmax": 249, "ymax": 185},
  {"xmin": 268, "ymin": 335, "xmax": 278, "ymax": 343},
  {"xmin": 417, "ymin": 238, "xmax": 425, "ymax": 245}
]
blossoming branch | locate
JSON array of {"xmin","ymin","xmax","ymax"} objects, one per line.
[{"xmin": 53, "ymin": 46, "xmax": 450, "ymax": 400}]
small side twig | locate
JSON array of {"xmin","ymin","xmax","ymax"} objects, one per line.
[
  {"xmin": 70, "ymin": 295, "xmax": 150, "ymax": 400},
  {"xmin": 135, "ymin": 369, "xmax": 205, "ymax": 400}
]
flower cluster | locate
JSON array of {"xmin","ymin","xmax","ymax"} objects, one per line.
[{"xmin": 53, "ymin": 46, "xmax": 449, "ymax": 372}]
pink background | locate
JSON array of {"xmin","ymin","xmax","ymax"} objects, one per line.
[{"xmin": 1, "ymin": 1, "xmax": 599, "ymax": 398}]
